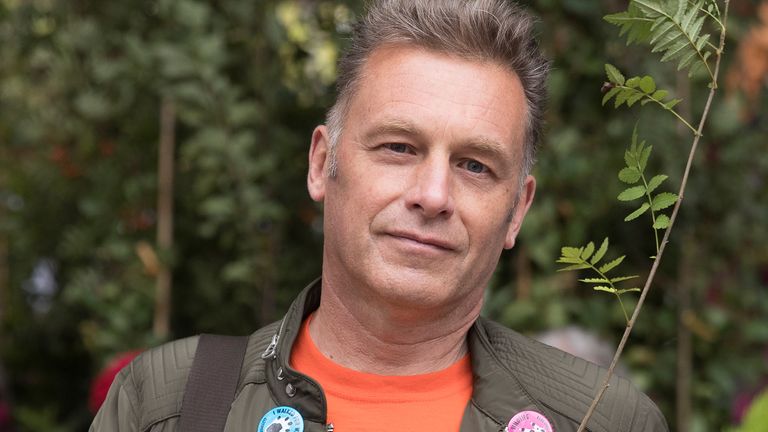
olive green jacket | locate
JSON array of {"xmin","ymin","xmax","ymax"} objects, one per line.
[{"xmin": 91, "ymin": 280, "xmax": 668, "ymax": 432}]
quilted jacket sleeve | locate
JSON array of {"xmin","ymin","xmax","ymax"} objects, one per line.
[{"xmin": 90, "ymin": 365, "xmax": 141, "ymax": 432}]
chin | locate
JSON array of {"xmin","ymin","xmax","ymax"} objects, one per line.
[{"xmin": 366, "ymin": 266, "xmax": 463, "ymax": 311}]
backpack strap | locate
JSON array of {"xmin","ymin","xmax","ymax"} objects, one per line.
[{"xmin": 179, "ymin": 334, "xmax": 249, "ymax": 432}]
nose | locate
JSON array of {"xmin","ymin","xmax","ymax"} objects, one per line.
[{"xmin": 404, "ymin": 156, "xmax": 455, "ymax": 219}]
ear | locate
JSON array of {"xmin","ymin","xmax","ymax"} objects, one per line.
[
  {"xmin": 307, "ymin": 125, "xmax": 330, "ymax": 202},
  {"xmin": 504, "ymin": 175, "xmax": 536, "ymax": 250}
]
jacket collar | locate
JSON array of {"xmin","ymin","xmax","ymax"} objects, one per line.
[{"xmin": 263, "ymin": 278, "xmax": 544, "ymax": 427}]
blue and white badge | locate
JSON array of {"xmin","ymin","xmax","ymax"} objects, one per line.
[{"xmin": 258, "ymin": 406, "xmax": 304, "ymax": 432}]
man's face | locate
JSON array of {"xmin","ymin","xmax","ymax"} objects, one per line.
[{"xmin": 307, "ymin": 45, "xmax": 535, "ymax": 315}]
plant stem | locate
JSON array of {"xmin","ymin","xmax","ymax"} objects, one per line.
[
  {"xmin": 640, "ymin": 173, "xmax": 661, "ymax": 254},
  {"xmin": 585, "ymin": 262, "xmax": 630, "ymax": 324},
  {"xmin": 615, "ymin": 293, "xmax": 630, "ymax": 323},
  {"xmin": 647, "ymin": 96, "xmax": 698, "ymax": 133},
  {"xmin": 575, "ymin": 2, "xmax": 729, "ymax": 430}
]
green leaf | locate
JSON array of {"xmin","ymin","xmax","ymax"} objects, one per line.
[
  {"xmin": 590, "ymin": 238, "xmax": 609, "ymax": 265},
  {"xmin": 653, "ymin": 214, "xmax": 671, "ymax": 229},
  {"xmin": 593, "ymin": 286, "xmax": 617, "ymax": 293},
  {"xmin": 625, "ymin": 202, "xmax": 651, "ymax": 221},
  {"xmin": 629, "ymin": 0, "xmax": 714, "ymax": 76},
  {"xmin": 610, "ymin": 275, "xmax": 639, "ymax": 283},
  {"xmin": 605, "ymin": 64, "xmax": 625, "ymax": 85},
  {"xmin": 626, "ymin": 77, "xmax": 640, "ymax": 88},
  {"xmin": 560, "ymin": 247, "xmax": 582, "ymax": 258},
  {"xmin": 615, "ymin": 89, "xmax": 631, "ymax": 107},
  {"xmin": 557, "ymin": 263, "xmax": 591, "ymax": 272},
  {"xmin": 639, "ymin": 145, "xmax": 652, "ymax": 171},
  {"xmin": 619, "ymin": 167, "xmax": 642, "ymax": 184},
  {"xmin": 618, "ymin": 185, "xmax": 646, "ymax": 201},
  {"xmin": 651, "ymin": 192, "xmax": 678, "ymax": 211},
  {"xmin": 664, "ymin": 99, "xmax": 682, "ymax": 109},
  {"xmin": 639, "ymin": 75, "xmax": 656, "ymax": 93},
  {"xmin": 599, "ymin": 255, "xmax": 626, "ymax": 273},
  {"xmin": 604, "ymin": 4, "xmax": 653, "ymax": 45},
  {"xmin": 602, "ymin": 87, "xmax": 620, "ymax": 106},
  {"xmin": 617, "ymin": 288, "xmax": 642, "ymax": 294},
  {"xmin": 651, "ymin": 89, "xmax": 669, "ymax": 101},
  {"xmin": 627, "ymin": 92, "xmax": 645, "ymax": 107},
  {"xmin": 579, "ymin": 278, "xmax": 610, "ymax": 283},
  {"xmin": 646, "ymin": 174, "xmax": 668, "ymax": 194},
  {"xmin": 556, "ymin": 257, "xmax": 583, "ymax": 264},
  {"xmin": 581, "ymin": 242, "xmax": 595, "ymax": 260}
]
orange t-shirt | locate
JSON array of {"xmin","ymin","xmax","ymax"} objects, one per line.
[{"xmin": 290, "ymin": 317, "xmax": 473, "ymax": 432}]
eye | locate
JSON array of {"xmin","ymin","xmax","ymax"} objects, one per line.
[
  {"xmin": 384, "ymin": 143, "xmax": 413, "ymax": 154},
  {"xmin": 462, "ymin": 159, "xmax": 488, "ymax": 174}
]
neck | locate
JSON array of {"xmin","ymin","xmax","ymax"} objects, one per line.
[{"xmin": 309, "ymin": 279, "xmax": 481, "ymax": 376}]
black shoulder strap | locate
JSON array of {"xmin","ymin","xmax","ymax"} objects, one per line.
[{"xmin": 179, "ymin": 334, "xmax": 249, "ymax": 432}]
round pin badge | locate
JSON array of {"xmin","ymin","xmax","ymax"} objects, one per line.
[
  {"xmin": 258, "ymin": 406, "xmax": 304, "ymax": 432},
  {"xmin": 507, "ymin": 410, "xmax": 554, "ymax": 432}
]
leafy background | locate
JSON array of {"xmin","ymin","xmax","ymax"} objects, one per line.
[{"xmin": 0, "ymin": 0, "xmax": 766, "ymax": 431}]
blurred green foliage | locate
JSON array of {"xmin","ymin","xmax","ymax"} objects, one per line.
[{"xmin": 0, "ymin": 0, "xmax": 766, "ymax": 431}]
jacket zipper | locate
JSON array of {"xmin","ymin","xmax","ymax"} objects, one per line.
[{"xmin": 261, "ymin": 316, "xmax": 287, "ymax": 359}]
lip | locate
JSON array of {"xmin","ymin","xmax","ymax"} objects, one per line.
[{"xmin": 385, "ymin": 230, "xmax": 457, "ymax": 251}]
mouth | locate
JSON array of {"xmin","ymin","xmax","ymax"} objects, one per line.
[{"xmin": 385, "ymin": 230, "xmax": 457, "ymax": 252}]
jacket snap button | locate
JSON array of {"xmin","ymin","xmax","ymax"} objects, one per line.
[
  {"xmin": 276, "ymin": 368, "xmax": 284, "ymax": 380},
  {"xmin": 285, "ymin": 383, "xmax": 296, "ymax": 397}
]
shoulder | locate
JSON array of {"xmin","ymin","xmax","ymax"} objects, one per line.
[
  {"xmin": 92, "ymin": 322, "xmax": 280, "ymax": 431},
  {"xmin": 476, "ymin": 318, "xmax": 668, "ymax": 432}
]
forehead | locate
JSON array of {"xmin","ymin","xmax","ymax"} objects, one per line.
[{"xmin": 346, "ymin": 44, "xmax": 527, "ymax": 153}]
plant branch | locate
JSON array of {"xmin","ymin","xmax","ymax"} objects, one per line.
[
  {"xmin": 639, "ymin": 173, "xmax": 661, "ymax": 253},
  {"xmin": 575, "ymin": 1, "xmax": 729, "ymax": 430}
]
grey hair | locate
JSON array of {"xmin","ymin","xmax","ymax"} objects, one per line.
[{"xmin": 325, "ymin": 0, "xmax": 550, "ymax": 178}]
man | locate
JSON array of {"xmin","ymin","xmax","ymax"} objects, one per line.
[{"xmin": 92, "ymin": 1, "xmax": 668, "ymax": 431}]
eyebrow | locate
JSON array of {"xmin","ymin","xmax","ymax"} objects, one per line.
[{"xmin": 362, "ymin": 119, "xmax": 422, "ymax": 141}]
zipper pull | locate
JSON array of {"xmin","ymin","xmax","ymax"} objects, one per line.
[
  {"xmin": 261, "ymin": 317, "xmax": 287, "ymax": 360},
  {"xmin": 261, "ymin": 333, "xmax": 278, "ymax": 359}
]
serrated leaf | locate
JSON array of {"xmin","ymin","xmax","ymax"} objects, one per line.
[
  {"xmin": 624, "ymin": 147, "xmax": 636, "ymax": 168},
  {"xmin": 579, "ymin": 278, "xmax": 610, "ymax": 283},
  {"xmin": 639, "ymin": 145, "xmax": 652, "ymax": 171},
  {"xmin": 581, "ymin": 242, "xmax": 595, "ymax": 260},
  {"xmin": 599, "ymin": 255, "xmax": 626, "ymax": 273},
  {"xmin": 591, "ymin": 238, "xmax": 609, "ymax": 265},
  {"xmin": 653, "ymin": 214, "xmax": 671, "ymax": 229},
  {"xmin": 615, "ymin": 89, "xmax": 631, "ymax": 107},
  {"xmin": 627, "ymin": 92, "xmax": 645, "ymax": 107},
  {"xmin": 651, "ymin": 90, "xmax": 669, "ymax": 101},
  {"xmin": 626, "ymin": 77, "xmax": 640, "ymax": 88},
  {"xmin": 593, "ymin": 286, "xmax": 617, "ymax": 293},
  {"xmin": 617, "ymin": 288, "xmax": 642, "ymax": 294},
  {"xmin": 639, "ymin": 76, "xmax": 656, "ymax": 93},
  {"xmin": 646, "ymin": 174, "xmax": 668, "ymax": 194},
  {"xmin": 605, "ymin": 64, "xmax": 625, "ymax": 85},
  {"xmin": 602, "ymin": 87, "xmax": 620, "ymax": 106},
  {"xmin": 560, "ymin": 246, "xmax": 582, "ymax": 258},
  {"xmin": 610, "ymin": 275, "xmax": 639, "ymax": 283},
  {"xmin": 556, "ymin": 257, "xmax": 584, "ymax": 264},
  {"xmin": 632, "ymin": 0, "xmax": 714, "ymax": 75},
  {"xmin": 660, "ymin": 40, "xmax": 689, "ymax": 63},
  {"xmin": 619, "ymin": 167, "xmax": 642, "ymax": 184},
  {"xmin": 604, "ymin": 5, "xmax": 653, "ymax": 44},
  {"xmin": 625, "ymin": 202, "xmax": 651, "ymax": 221},
  {"xmin": 557, "ymin": 263, "xmax": 591, "ymax": 272},
  {"xmin": 618, "ymin": 185, "xmax": 646, "ymax": 201},
  {"xmin": 664, "ymin": 99, "xmax": 682, "ymax": 109},
  {"xmin": 651, "ymin": 192, "xmax": 678, "ymax": 211}
]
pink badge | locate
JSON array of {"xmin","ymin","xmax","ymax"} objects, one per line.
[{"xmin": 507, "ymin": 410, "xmax": 554, "ymax": 432}]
